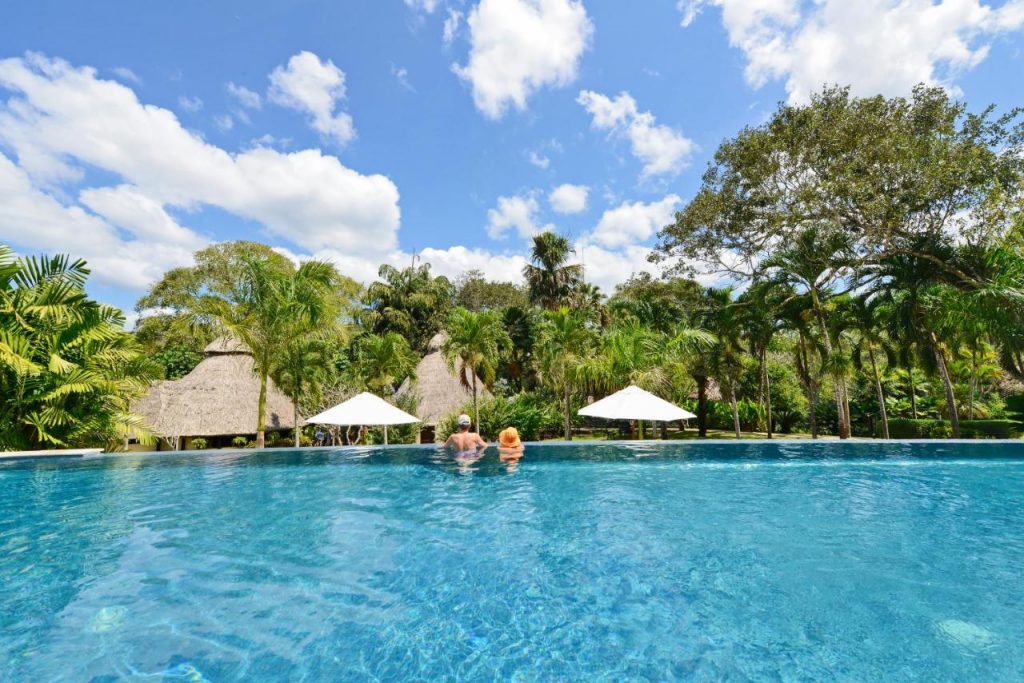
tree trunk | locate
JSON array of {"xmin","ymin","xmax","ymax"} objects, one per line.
[
  {"xmin": 932, "ymin": 333, "xmax": 961, "ymax": 438},
  {"xmin": 472, "ymin": 371, "xmax": 480, "ymax": 433},
  {"xmin": 563, "ymin": 384, "xmax": 572, "ymax": 440},
  {"xmin": 909, "ymin": 368, "xmax": 918, "ymax": 419},
  {"xmin": 696, "ymin": 375, "xmax": 708, "ymax": 438},
  {"xmin": 812, "ymin": 295, "xmax": 849, "ymax": 439},
  {"xmin": 869, "ymin": 346, "xmax": 889, "ymax": 439},
  {"xmin": 293, "ymin": 399, "xmax": 300, "ymax": 447},
  {"xmin": 256, "ymin": 369, "xmax": 268, "ymax": 448},
  {"xmin": 729, "ymin": 384, "xmax": 741, "ymax": 439},
  {"xmin": 969, "ymin": 348, "xmax": 977, "ymax": 421},
  {"xmin": 763, "ymin": 348, "xmax": 773, "ymax": 439}
]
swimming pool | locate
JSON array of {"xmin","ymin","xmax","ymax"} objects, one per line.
[{"xmin": 2, "ymin": 441, "xmax": 1023, "ymax": 680}]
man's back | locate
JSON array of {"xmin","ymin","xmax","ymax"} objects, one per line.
[{"xmin": 446, "ymin": 430, "xmax": 486, "ymax": 451}]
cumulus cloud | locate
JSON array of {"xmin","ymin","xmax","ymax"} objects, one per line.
[
  {"xmin": 486, "ymin": 193, "xmax": 554, "ymax": 239},
  {"xmin": 588, "ymin": 194, "xmax": 681, "ymax": 248},
  {"xmin": 268, "ymin": 51, "xmax": 355, "ymax": 145},
  {"xmin": 454, "ymin": 0, "xmax": 593, "ymax": 119},
  {"xmin": 528, "ymin": 150, "xmax": 551, "ymax": 169},
  {"xmin": 548, "ymin": 183, "xmax": 589, "ymax": 214},
  {"xmin": 577, "ymin": 90, "xmax": 695, "ymax": 179},
  {"xmin": 227, "ymin": 82, "xmax": 261, "ymax": 109},
  {"xmin": 678, "ymin": 0, "xmax": 1024, "ymax": 103},
  {"xmin": 405, "ymin": 0, "xmax": 441, "ymax": 12},
  {"xmin": 0, "ymin": 52, "xmax": 401, "ymax": 291}
]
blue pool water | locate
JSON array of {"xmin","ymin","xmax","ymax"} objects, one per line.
[{"xmin": 3, "ymin": 441, "xmax": 1024, "ymax": 681}]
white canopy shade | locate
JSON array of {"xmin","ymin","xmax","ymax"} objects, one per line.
[
  {"xmin": 306, "ymin": 392, "xmax": 420, "ymax": 445},
  {"xmin": 578, "ymin": 385, "xmax": 696, "ymax": 422}
]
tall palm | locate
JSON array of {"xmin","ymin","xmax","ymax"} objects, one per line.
[
  {"xmin": 704, "ymin": 287, "xmax": 746, "ymax": 438},
  {"xmin": 763, "ymin": 226, "xmax": 854, "ymax": 438},
  {"xmin": 737, "ymin": 283, "xmax": 786, "ymax": 438},
  {"xmin": 360, "ymin": 262, "xmax": 455, "ymax": 353},
  {"xmin": 849, "ymin": 297, "xmax": 893, "ymax": 438},
  {"xmin": 524, "ymin": 232, "xmax": 584, "ymax": 310},
  {"xmin": 272, "ymin": 331, "xmax": 344, "ymax": 447},
  {"xmin": 199, "ymin": 256, "xmax": 338, "ymax": 447},
  {"xmin": 442, "ymin": 308, "xmax": 511, "ymax": 429},
  {"xmin": 535, "ymin": 307, "xmax": 593, "ymax": 439}
]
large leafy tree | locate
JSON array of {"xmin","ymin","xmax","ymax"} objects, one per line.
[
  {"xmin": 655, "ymin": 85, "xmax": 1024, "ymax": 285},
  {"xmin": 524, "ymin": 231, "xmax": 584, "ymax": 310},
  {"xmin": 199, "ymin": 256, "xmax": 341, "ymax": 448},
  {"xmin": 359, "ymin": 262, "xmax": 455, "ymax": 353},
  {"xmin": 442, "ymin": 308, "xmax": 512, "ymax": 429},
  {"xmin": 0, "ymin": 246, "xmax": 159, "ymax": 450},
  {"xmin": 454, "ymin": 269, "xmax": 529, "ymax": 311},
  {"xmin": 351, "ymin": 332, "xmax": 419, "ymax": 397}
]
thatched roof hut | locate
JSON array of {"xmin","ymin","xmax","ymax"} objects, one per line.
[
  {"xmin": 134, "ymin": 337, "xmax": 297, "ymax": 445},
  {"xmin": 395, "ymin": 332, "xmax": 490, "ymax": 427}
]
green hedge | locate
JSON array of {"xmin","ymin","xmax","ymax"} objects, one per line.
[{"xmin": 878, "ymin": 418, "xmax": 1022, "ymax": 439}]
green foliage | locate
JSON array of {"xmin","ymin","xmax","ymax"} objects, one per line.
[
  {"xmin": 151, "ymin": 344, "xmax": 203, "ymax": 380},
  {"xmin": 523, "ymin": 231, "xmax": 584, "ymax": 310},
  {"xmin": 436, "ymin": 394, "xmax": 561, "ymax": 442},
  {"xmin": 0, "ymin": 244, "xmax": 159, "ymax": 450},
  {"xmin": 443, "ymin": 308, "xmax": 512, "ymax": 427},
  {"xmin": 191, "ymin": 437, "xmax": 208, "ymax": 449},
  {"xmin": 877, "ymin": 418, "xmax": 1022, "ymax": 439},
  {"xmin": 351, "ymin": 332, "xmax": 418, "ymax": 396},
  {"xmin": 455, "ymin": 270, "xmax": 528, "ymax": 311},
  {"xmin": 358, "ymin": 263, "xmax": 454, "ymax": 353},
  {"xmin": 231, "ymin": 436, "xmax": 248, "ymax": 448}
]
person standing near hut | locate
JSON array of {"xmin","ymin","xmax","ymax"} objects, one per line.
[{"xmin": 444, "ymin": 414, "xmax": 488, "ymax": 454}]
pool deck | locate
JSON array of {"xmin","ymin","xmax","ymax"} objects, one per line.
[{"xmin": 0, "ymin": 448, "xmax": 103, "ymax": 460}]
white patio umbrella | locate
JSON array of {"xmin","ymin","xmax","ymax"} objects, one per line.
[
  {"xmin": 578, "ymin": 385, "xmax": 696, "ymax": 439},
  {"xmin": 306, "ymin": 392, "xmax": 420, "ymax": 445}
]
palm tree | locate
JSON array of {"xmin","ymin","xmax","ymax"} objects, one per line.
[
  {"xmin": 849, "ymin": 297, "xmax": 893, "ymax": 438},
  {"xmin": 360, "ymin": 262, "xmax": 455, "ymax": 353},
  {"xmin": 763, "ymin": 226, "xmax": 854, "ymax": 438},
  {"xmin": 272, "ymin": 332, "xmax": 343, "ymax": 447},
  {"xmin": 704, "ymin": 287, "xmax": 746, "ymax": 438},
  {"xmin": 199, "ymin": 256, "xmax": 338, "ymax": 448},
  {"xmin": 524, "ymin": 231, "xmax": 584, "ymax": 310},
  {"xmin": 442, "ymin": 308, "xmax": 511, "ymax": 429},
  {"xmin": 0, "ymin": 246, "xmax": 158, "ymax": 449},
  {"xmin": 352, "ymin": 332, "xmax": 419, "ymax": 397},
  {"xmin": 535, "ymin": 307, "xmax": 593, "ymax": 439},
  {"xmin": 738, "ymin": 283, "xmax": 786, "ymax": 438}
]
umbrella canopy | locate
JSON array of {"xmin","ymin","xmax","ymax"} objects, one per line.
[
  {"xmin": 578, "ymin": 385, "xmax": 696, "ymax": 422},
  {"xmin": 307, "ymin": 392, "xmax": 420, "ymax": 426}
]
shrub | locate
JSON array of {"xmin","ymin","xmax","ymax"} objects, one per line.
[
  {"xmin": 190, "ymin": 437, "xmax": 208, "ymax": 450},
  {"xmin": 879, "ymin": 418, "xmax": 1023, "ymax": 439},
  {"xmin": 960, "ymin": 419, "xmax": 1023, "ymax": 439},
  {"xmin": 436, "ymin": 394, "xmax": 561, "ymax": 442},
  {"xmin": 231, "ymin": 436, "xmax": 248, "ymax": 448}
]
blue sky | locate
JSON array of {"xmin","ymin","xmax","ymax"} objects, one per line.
[{"xmin": 1, "ymin": 0, "xmax": 1023, "ymax": 319}]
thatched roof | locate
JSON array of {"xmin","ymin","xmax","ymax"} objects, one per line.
[
  {"xmin": 395, "ymin": 332, "xmax": 490, "ymax": 426},
  {"xmin": 134, "ymin": 338, "xmax": 298, "ymax": 438}
]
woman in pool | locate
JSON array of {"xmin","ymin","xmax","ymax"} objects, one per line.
[{"xmin": 498, "ymin": 427, "xmax": 524, "ymax": 473}]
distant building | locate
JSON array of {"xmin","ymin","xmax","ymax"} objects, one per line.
[
  {"xmin": 133, "ymin": 337, "xmax": 298, "ymax": 449},
  {"xmin": 395, "ymin": 332, "xmax": 490, "ymax": 443}
]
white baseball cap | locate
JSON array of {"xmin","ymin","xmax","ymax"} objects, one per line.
[{"xmin": 457, "ymin": 414, "xmax": 472, "ymax": 426}]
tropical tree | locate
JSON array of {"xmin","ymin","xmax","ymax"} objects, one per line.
[
  {"xmin": 703, "ymin": 287, "xmax": 746, "ymax": 438},
  {"xmin": 442, "ymin": 308, "xmax": 511, "ymax": 429},
  {"xmin": 351, "ymin": 332, "xmax": 419, "ymax": 397},
  {"xmin": 359, "ymin": 262, "xmax": 455, "ymax": 353},
  {"xmin": 0, "ymin": 245, "xmax": 158, "ymax": 450},
  {"xmin": 535, "ymin": 307, "xmax": 593, "ymax": 439},
  {"xmin": 523, "ymin": 231, "xmax": 584, "ymax": 310},
  {"xmin": 848, "ymin": 297, "xmax": 894, "ymax": 438},
  {"xmin": 737, "ymin": 283, "xmax": 787, "ymax": 437},
  {"xmin": 198, "ymin": 256, "xmax": 340, "ymax": 447},
  {"xmin": 272, "ymin": 331, "xmax": 345, "ymax": 447}
]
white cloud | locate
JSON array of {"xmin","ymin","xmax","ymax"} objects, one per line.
[
  {"xmin": 405, "ymin": 0, "xmax": 441, "ymax": 12},
  {"xmin": 679, "ymin": 0, "xmax": 1024, "ymax": 103},
  {"xmin": 588, "ymin": 195, "xmax": 681, "ymax": 248},
  {"xmin": 444, "ymin": 9, "xmax": 464, "ymax": 45},
  {"xmin": 227, "ymin": 82, "xmax": 261, "ymax": 109},
  {"xmin": 0, "ymin": 154, "xmax": 203, "ymax": 289},
  {"xmin": 486, "ymin": 193, "xmax": 554, "ymax": 239},
  {"xmin": 391, "ymin": 64, "xmax": 416, "ymax": 92},
  {"xmin": 178, "ymin": 95, "xmax": 203, "ymax": 112},
  {"xmin": 268, "ymin": 51, "xmax": 355, "ymax": 146},
  {"xmin": 78, "ymin": 184, "xmax": 206, "ymax": 249},
  {"xmin": 528, "ymin": 150, "xmax": 550, "ymax": 169},
  {"xmin": 577, "ymin": 90, "xmax": 695, "ymax": 178},
  {"xmin": 453, "ymin": 0, "xmax": 593, "ymax": 119},
  {"xmin": 214, "ymin": 114, "xmax": 234, "ymax": 131},
  {"xmin": 572, "ymin": 240, "xmax": 663, "ymax": 293},
  {"xmin": 0, "ymin": 53, "xmax": 400, "ymax": 290},
  {"xmin": 111, "ymin": 67, "xmax": 140, "ymax": 83},
  {"xmin": 548, "ymin": 183, "xmax": 588, "ymax": 214}
]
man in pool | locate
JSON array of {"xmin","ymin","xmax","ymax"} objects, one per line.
[{"xmin": 444, "ymin": 414, "xmax": 488, "ymax": 453}]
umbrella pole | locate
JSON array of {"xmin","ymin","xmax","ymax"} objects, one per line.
[{"xmin": 384, "ymin": 425, "xmax": 389, "ymax": 445}]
